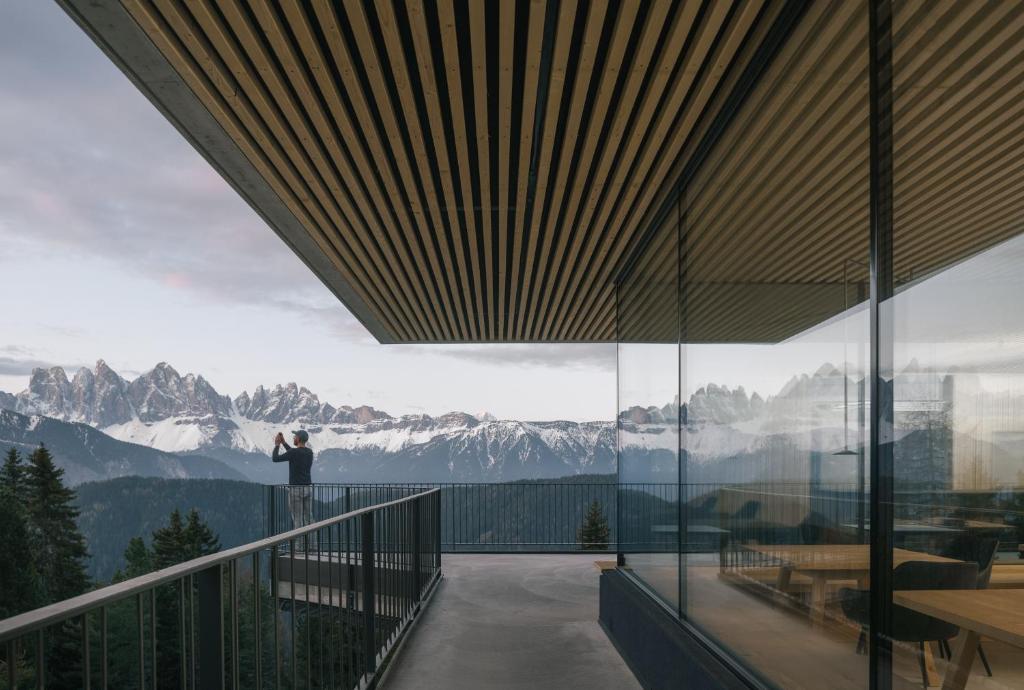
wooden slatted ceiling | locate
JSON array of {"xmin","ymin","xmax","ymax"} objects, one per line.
[
  {"xmin": 620, "ymin": 0, "xmax": 1024, "ymax": 344},
  {"xmin": 98, "ymin": 0, "xmax": 765, "ymax": 343}
]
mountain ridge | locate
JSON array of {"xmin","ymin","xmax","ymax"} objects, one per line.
[{"xmin": 1, "ymin": 360, "xmax": 617, "ymax": 482}]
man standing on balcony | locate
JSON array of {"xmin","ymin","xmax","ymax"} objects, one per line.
[{"xmin": 273, "ymin": 430, "xmax": 315, "ymax": 543}]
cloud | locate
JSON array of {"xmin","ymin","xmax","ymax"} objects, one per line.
[
  {"xmin": 0, "ymin": 1, "xmax": 367, "ymax": 339},
  {"xmin": 420, "ymin": 343, "xmax": 616, "ymax": 372},
  {"xmin": 0, "ymin": 346, "xmax": 86, "ymax": 376}
]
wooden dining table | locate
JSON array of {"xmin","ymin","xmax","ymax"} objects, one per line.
[
  {"xmin": 895, "ymin": 589, "xmax": 1024, "ymax": 690},
  {"xmin": 745, "ymin": 544, "xmax": 959, "ymax": 627}
]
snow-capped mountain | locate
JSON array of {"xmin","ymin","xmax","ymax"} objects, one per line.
[
  {"xmin": 0, "ymin": 409, "xmax": 245, "ymax": 485},
  {"xmin": 2, "ymin": 360, "xmax": 615, "ymax": 482}
]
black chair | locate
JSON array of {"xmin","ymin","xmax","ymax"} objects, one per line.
[
  {"xmin": 840, "ymin": 561, "xmax": 979, "ymax": 689},
  {"xmin": 937, "ymin": 536, "xmax": 999, "ymax": 675}
]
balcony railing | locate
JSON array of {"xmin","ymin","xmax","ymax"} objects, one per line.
[
  {"xmin": 266, "ymin": 483, "xmax": 625, "ymax": 552},
  {"xmin": 264, "ymin": 482, "xmax": 1021, "ymax": 559},
  {"xmin": 0, "ymin": 488, "xmax": 440, "ymax": 690}
]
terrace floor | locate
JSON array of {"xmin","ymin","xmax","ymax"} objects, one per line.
[{"xmin": 379, "ymin": 554, "xmax": 640, "ymax": 690}]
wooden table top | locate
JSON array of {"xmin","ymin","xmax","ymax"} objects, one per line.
[
  {"xmin": 745, "ymin": 544, "xmax": 958, "ymax": 572},
  {"xmin": 895, "ymin": 589, "xmax": 1024, "ymax": 648}
]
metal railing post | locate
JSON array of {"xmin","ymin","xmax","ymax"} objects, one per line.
[
  {"xmin": 361, "ymin": 512, "xmax": 376, "ymax": 680},
  {"xmin": 267, "ymin": 485, "xmax": 276, "ymax": 538},
  {"xmin": 412, "ymin": 496, "xmax": 422, "ymax": 598},
  {"xmin": 196, "ymin": 565, "xmax": 223, "ymax": 690}
]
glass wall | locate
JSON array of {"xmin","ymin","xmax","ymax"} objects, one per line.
[
  {"xmin": 680, "ymin": 0, "xmax": 871, "ymax": 686},
  {"xmin": 617, "ymin": 200, "xmax": 680, "ymax": 609},
  {"xmin": 886, "ymin": 1, "xmax": 1024, "ymax": 687},
  {"xmin": 616, "ymin": 2, "xmax": 1024, "ymax": 688}
]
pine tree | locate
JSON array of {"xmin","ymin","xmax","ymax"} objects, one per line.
[
  {"xmin": 22, "ymin": 444, "xmax": 90, "ymax": 690},
  {"xmin": 0, "ymin": 446, "xmax": 38, "ymax": 618},
  {"xmin": 184, "ymin": 508, "xmax": 221, "ymax": 558},
  {"xmin": 0, "ymin": 496, "xmax": 40, "ymax": 618},
  {"xmin": 578, "ymin": 500, "xmax": 611, "ymax": 551},
  {"xmin": 24, "ymin": 444, "xmax": 90, "ymax": 603},
  {"xmin": 116, "ymin": 536, "xmax": 153, "ymax": 580},
  {"xmin": 152, "ymin": 508, "xmax": 187, "ymax": 568},
  {"xmin": 1, "ymin": 446, "xmax": 25, "ymax": 499}
]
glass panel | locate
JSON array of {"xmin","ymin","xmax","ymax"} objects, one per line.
[
  {"xmin": 889, "ymin": 2, "xmax": 1024, "ymax": 688},
  {"xmin": 617, "ymin": 201, "xmax": 680, "ymax": 610},
  {"xmin": 679, "ymin": 2, "xmax": 870, "ymax": 687}
]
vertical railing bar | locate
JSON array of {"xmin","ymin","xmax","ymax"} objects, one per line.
[
  {"xmin": 179, "ymin": 579, "xmax": 186, "ymax": 690},
  {"xmin": 327, "ymin": 521, "xmax": 336, "ymax": 690},
  {"xmin": 137, "ymin": 592, "xmax": 145, "ymax": 690},
  {"xmin": 362, "ymin": 511, "xmax": 376, "ymax": 683},
  {"xmin": 271, "ymin": 545, "xmax": 280, "ymax": 690},
  {"xmin": 289, "ymin": 540, "xmax": 296, "ymax": 690},
  {"xmin": 82, "ymin": 612, "xmax": 91, "ymax": 690},
  {"xmin": 102, "ymin": 605, "xmax": 109, "ymax": 690},
  {"xmin": 6, "ymin": 639, "xmax": 16, "ymax": 690},
  {"xmin": 189, "ymin": 574, "xmax": 196, "ymax": 690},
  {"xmin": 252, "ymin": 552, "xmax": 261, "ymax": 690},
  {"xmin": 230, "ymin": 559, "xmax": 239, "ymax": 690},
  {"xmin": 35, "ymin": 629, "xmax": 43, "ymax": 690},
  {"xmin": 304, "ymin": 533, "xmax": 311, "ymax": 688},
  {"xmin": 150, "ymin": 587, "xmax": 158, "ymax": 690},
  {"xmin": 316, "ymin": 526, "xmax": 323, "ymax": 688}
]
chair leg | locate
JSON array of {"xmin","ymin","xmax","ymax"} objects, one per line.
[
  {"xmin": 918, "ymin": 642, "xmax": 928, "ymax": 689},
  {"xmin": 856, "ymin": 628, "xmax": 866, "ymax": 655},
  {"xmin": 978, "ymin": 642, "xmax": 993, "ymax": 677},
  {"xmin": 941, "ymin": 639, "xmax": 952, "ymax": 660},
  {"xmin": 937, "ymin": 639, "xmax": 946, "ymax": 659}
]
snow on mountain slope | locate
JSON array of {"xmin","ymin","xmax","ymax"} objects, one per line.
[{"xmin": 0, "ymin": 360, "xmax": 617, "ymax": 482}]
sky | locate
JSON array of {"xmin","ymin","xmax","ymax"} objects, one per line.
[{"xmin": 0, "ymin": 0, "xmax": 616, "ymax": 422}]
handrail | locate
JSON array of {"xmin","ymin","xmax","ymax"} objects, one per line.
[{"xmin": 0, "ymin": 487, "xmax": 439, "ymax": 642}]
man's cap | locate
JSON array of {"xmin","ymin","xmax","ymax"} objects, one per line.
[{"xmin": 291, "ymin": 429, "xmax": 309, "ymax": 443}]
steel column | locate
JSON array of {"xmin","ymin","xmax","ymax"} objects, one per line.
[
  {"xmin": 868, "ymin": 0, "xmax": 895, "ymax": 688},
  {"xmin": 361, "ymin": 513, "xmax": 376, "ymax": 682},
  {"xmin": 196, "ymin": 565, "xmax": 224, "ymax": 690}
]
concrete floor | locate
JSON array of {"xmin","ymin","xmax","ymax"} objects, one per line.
[{"xmin": 379, "ymin": 554, "xmax": 641, "ymax": 690}]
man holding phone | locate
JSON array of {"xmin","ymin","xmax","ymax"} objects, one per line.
[{"xmin": 273, "ymin": 430, "xmax": 315, "ymax": 544}]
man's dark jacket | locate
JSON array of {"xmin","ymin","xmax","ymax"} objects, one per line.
[{"xmin": 272, "ymin": 443, "xmax": 313, "ymax": 485}]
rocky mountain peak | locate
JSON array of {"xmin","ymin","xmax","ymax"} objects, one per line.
[{"xmin": 128, "ymin": 362, "xmax": 231, "ymax": 422}]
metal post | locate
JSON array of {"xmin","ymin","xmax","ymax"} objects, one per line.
[
  {"xmin": 267, "ymin": 485, "xmax": 276, "ymax": 539},
  {"xmin": 412, "ymin": 496, "xmax": 422, "ymax": 598},
  {"xmin": 361, "ymin": 512, "xmax": 376, "ymax": 680},
  {"xmin": 435, "ymin": 491, "xmax": 442, "ymax": 572},
  {"xmin": 82, "ymin": 612, "xmax": 91, "ymax": 690},
  {"xmin": 868, "ymin": 0, "xmax": 895, "ymax": 688},
  {"xmin": 196, "ymin": 565, "xmax": 224, "ymax": 690}
]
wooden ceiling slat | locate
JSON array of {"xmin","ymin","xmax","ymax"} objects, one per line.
[
  {"xmin": 555, "ymin": 0, "xmax": 699, "ymax": 340},
  {"xmin": 496, "ymin": 0, "xmax": 516, "ymax": 339},
  {"xmin": 373, "ymin": 0, "xmax": 470, "ymax": 340},
  {"xmin": 513, "ymin": 0, "xmax": 578, "ymax": 339},
  {"xmin": 121, "ymin": 0, "xmax": 409, "ymax": 339},
  {"xmin": 284, "ymin": 1, "xmax": 441, "ymax": 340},
  {"xmin": 406, "ymin": 0, "xmax": 479, "ymax": 340},
  {"xmin": 507, "ymin": 0, "xmax": 549, "ymax": 340},
  {"xmin": 315, "ymin": 0, "xmax": 452, "ymax": 337},
  {"xmin": 336, "ymin": 0, "xmax": 458, "ymax": 340},
  {"xmin": 437, "ymin": 0, "xmax": 486, "ymax": 341},
  {"xmin": 308, "ymin": 0, "xmax": 448, "ymax": 340},
  {"xmin": 217, "ymin": 0, "xmax": 427, "ymax": 340},
  {"xmin": 534, "ymin": 1, "xmax": 644, "ymax": 341},
  {"xmin": 87, "ymin": 0, "xmax": 1022, "ymax": 344},
  {"xmin": 467, "ymin": 0, "xmax": 495, "ymax": 340},
  {"xmin": 685, "ymin": 3, "xmax": 868, "ymax": 285},
  {"xmin": 195, "ymin": 0, "xmax": 419, "ymax": 340},
  {"xmin": 521, "ymin": 0, "xmax": 610, "ymax": 339},
  {"xmin": 560, "ymin": 1, "xmax": 747, "ymax": 340}
]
